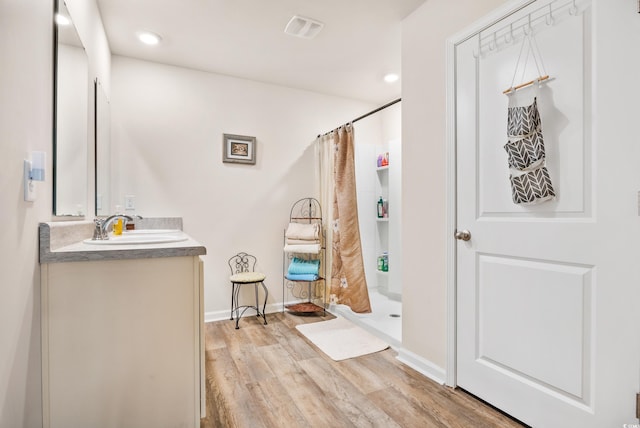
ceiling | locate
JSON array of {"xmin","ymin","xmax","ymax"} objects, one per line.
[{"xmin": 96, "ymin": 0, "xmax": 426, "ymax": 104}]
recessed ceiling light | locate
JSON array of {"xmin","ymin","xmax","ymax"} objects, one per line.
[
  {"xmin": 55, "ymin": 14, "xmax": 71, "ymax": 26},
  {"xmin": 383, "ymin": 73, "xmax": 399, "ymax": 83},
  {"xmin": 136, "ymin": 30, "xmax": 162, "ymax": 46}
]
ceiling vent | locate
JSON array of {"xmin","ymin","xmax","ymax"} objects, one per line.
[{"xmin": 284, "ymin": 15, "xmax": 324, "ymax": 39}]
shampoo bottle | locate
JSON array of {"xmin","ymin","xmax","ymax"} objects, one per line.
[{"xmin": 377, "ymin": 197, "xmax": 384, "ymax": 218}]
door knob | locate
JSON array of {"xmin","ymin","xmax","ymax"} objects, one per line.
[{"xmin": 455, "ymin": 230, "xmax": 471, "ymax": 241}]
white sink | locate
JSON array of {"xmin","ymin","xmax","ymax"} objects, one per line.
[
  {"xmin": 123, "ymin": 229, "xmax": 182, "ymax": 235},
  {"xmin": 84, "ymin": 231, "xmax": 188, "ymax": 245}
]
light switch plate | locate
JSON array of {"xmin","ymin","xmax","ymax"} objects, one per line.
[{"xmin": 124, "ymin": 195, "xmax": 135, "ymax": 210}]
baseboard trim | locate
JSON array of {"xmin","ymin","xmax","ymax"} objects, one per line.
[
  {"xmin": 396, "ymin": 348, "xmax": 446, "ymax": 385},
  {"xmin": 204, "ymin": 302, "xmax": 283, "ymax": 323}
]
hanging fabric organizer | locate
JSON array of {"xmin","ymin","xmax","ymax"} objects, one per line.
[{"xmin": 503, "ymin": 30, "xmax": 555, "ymax": 205}]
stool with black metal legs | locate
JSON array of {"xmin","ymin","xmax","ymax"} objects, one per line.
[{"xmin": 228, "ymin": 252, "xmax": 268, "ymax": 329}]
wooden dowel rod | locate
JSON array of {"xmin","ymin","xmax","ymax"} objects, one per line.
[{"xmin": 503, "ymin": 75, "xmax": 550, "ymax": 94}]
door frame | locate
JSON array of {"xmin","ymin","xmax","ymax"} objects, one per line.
[{"xmin": 444, "ymin": 0, "xmax": 537, "ymax": 388}]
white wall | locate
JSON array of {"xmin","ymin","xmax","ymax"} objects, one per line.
[
  {"xmin": 0, "ymin": 1, "xmax": 108, "ymax": 425},
  {"xmin": 401, "ymin": 0, "xmax": 508, "ymax": 369},
  {"xmin": 110, "ymin": 56, "xmax": 375, "ymax": 320},
  {"xmin": 66, "ymin": 0, "xmax": 111, "ymax": 92},
  {"xmin": 0, "ymin": 1, "xmax": 52, "ymax": 426}
]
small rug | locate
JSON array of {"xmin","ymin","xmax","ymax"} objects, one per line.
[{"xmin": 295, "ymin": 316, "xmax": 389, "ymax": 361}]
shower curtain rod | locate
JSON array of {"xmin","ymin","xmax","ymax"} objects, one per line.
[{"xmin": 317, "ymin": 98, "xmax": 401, "ymax": 138}]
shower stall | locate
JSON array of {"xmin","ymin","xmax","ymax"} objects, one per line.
[{"xmin": 331, "ymin": 101, "xmax": 402, "ymax": 347}]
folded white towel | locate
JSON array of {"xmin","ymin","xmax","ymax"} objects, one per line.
[
  {"xmin": 284, "ymin": 243, "xmax": 321, "ymax": 254},
  {"xmin": 285, "ymin": 222, "xmax": 319, "ymax": 241},
  {"xmin": 286, "ymin": 238, "xmax": 320, "ymax": 245}
]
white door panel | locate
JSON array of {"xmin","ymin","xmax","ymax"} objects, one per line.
[
  {"xmin": 478, "ymin": 254, "xmax": 591, "ymax": 399},
  {"xmin": 454, "ymin": 0, "xmax": 640, "ymax": 426}
]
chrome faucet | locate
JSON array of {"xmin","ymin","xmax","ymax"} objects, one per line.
[
  {"xmin": 92, "ymin": 214, "xmax": 144, "ymax": 240},
  {"xmin": 92, "ymin": 218, "xmax": 108, "ymax": 240},
  {"xmin": 101, "ymin": 214, "xmax": 134, "ymax": 234},
  {"xmin": 91, "ymin": 214, "xmax": 134, "ymax": 240}
]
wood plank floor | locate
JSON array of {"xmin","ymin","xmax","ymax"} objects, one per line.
[{"xmin": 200, "ymin": 312, "xmax": 524, "ymax": 428}]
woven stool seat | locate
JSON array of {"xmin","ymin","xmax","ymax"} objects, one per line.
[{"xmin": 230, "ymin": 271, "xmax": 266, "ymax": 283}]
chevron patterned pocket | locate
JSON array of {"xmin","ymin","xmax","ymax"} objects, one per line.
[
  {"xmin": 507, "ymin": 98, "xmax": 541, "ymax": 138},
  {"xmin": 504, "ymin": 130, "xmax": 546, "ymax": 171},
  {"xmin": 509, "ymin": 166, "xmax": 556, "ymax": 205}
]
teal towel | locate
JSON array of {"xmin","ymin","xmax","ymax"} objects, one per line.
[
  {"xmin": 288, "ymin": 257, "xmax": 320, "ymax": 275},
  {"xmin": 286, "ymin": 274, "xmax": 319, "ymax": 281}
]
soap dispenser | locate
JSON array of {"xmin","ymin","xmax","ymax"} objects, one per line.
[{"xmin": 113, "ymin": 205, "xmax": 124, "ymax": 236}]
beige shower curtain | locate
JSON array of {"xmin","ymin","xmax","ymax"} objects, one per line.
[{"xmin": 316, "ymin": 125, "xmax": 371, "ymax": 314}]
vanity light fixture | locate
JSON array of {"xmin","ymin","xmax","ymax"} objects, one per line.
[
  {"xmin": 383, "ymin": 73, "xmax": 399, "ymax": 83},
  {"xmin": 136, "ymin": 30, "xmax": 162, "ymax": 46},
  {"xmin": 24, "ymin": 151, "xmax": 46, "ymax": 202}
]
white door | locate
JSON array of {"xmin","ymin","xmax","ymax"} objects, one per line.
[{"xmin": 454, "ymin": 1, "xmax": 640, "ymax": 427}]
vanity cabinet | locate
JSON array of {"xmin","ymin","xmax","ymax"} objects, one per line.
[{"xmin": 41, "ymin": 255, "xmax": 204, "ymax": 428}]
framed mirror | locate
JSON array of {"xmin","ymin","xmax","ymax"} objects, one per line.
[
  {"xmin": 53, "ymin": 0, "xmax": 89, "ymax": 216},
  {"xmin": 95, "ymin": 79, "xmax": 110, "ymax": 216}
]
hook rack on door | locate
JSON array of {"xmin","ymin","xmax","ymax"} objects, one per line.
[{"xmin": 474, "ymin": 0, "xmax": 582, "ymax": 59}]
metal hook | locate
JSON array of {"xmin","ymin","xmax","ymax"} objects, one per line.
[
  {"xmin": 505, "ymin": 23, "xmax": 513, "ymax": 43},
  {"xmin": 523, "ymin": 14, "xmax": 532, "ymax": 35},
  {"xmin": 546, "ymin": 4, "xmax": 554, "ymax": 25},
  {"xmin": 489, "ymin": 32, "xmax": 497, "ymax": 51},
  {"xmin": 569, "ymin": 0, "xmax": 578, "ymax": 15}
]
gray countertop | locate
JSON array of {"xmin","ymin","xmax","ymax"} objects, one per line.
[{"xmin": 39, "ymin": 218, "xmax": 207, "ymax": 263}]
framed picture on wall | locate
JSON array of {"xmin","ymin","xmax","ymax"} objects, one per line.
[{"xmin": 222, "ymin": 133, "xmax": 256, "ymax": 165}]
